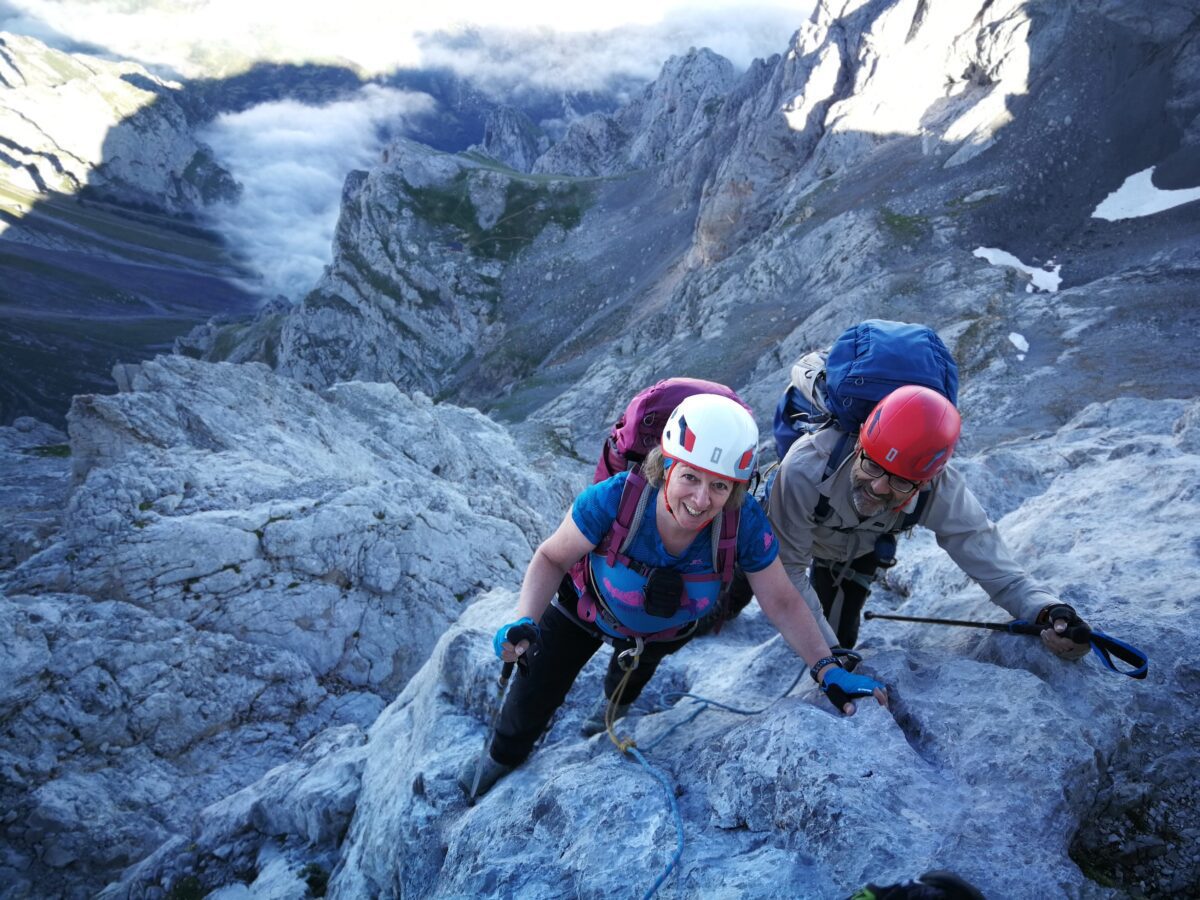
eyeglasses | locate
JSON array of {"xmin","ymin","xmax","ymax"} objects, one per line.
[{"xmin": 857, "ymin": 451, "xmax": 918, "ymax": 494}]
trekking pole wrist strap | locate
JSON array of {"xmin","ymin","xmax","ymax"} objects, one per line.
[{"xmin": 809, "ymin": 655, "xmax": 843, "ymax": 684}]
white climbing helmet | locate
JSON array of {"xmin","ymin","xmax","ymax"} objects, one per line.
[{"xmin": 661, "ymin": 393, "xmax": 758, "ymax": 482}]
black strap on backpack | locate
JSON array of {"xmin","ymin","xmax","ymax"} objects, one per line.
[{"xmin": 811, "ymin": 430, "xmax": 929, "ymax": 587}]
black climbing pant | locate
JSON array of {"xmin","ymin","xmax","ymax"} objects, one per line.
[
  {"xmin": 810, "ymin": 553, "xmax": 881, "ymax": 649},
  {"xmin": 489, "ymin": 586, "xmax": 694, "ymax": 767}
]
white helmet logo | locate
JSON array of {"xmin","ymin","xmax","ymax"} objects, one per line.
[
  {"xmin": 886, "ymin": 447, "xmax": 899, "ymax": 462},
  {"xmin": 710, "ymin": 447, "xmax": 723, "ymax": 464}
]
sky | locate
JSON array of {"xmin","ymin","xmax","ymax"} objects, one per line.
[
  {"xmin": 0, "ymin": 0, "xmax": 808, "ymax": 86},
  {"xmin": 0, "ymin": 1, "xmax": 812, "ymax": 301}
]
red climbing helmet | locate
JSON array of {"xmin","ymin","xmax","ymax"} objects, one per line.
[{"xmin": 859, "ymin": 385, "xmax": 961, "ymax": 482}]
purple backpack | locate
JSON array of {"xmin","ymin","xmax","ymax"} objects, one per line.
[{"xmin": 595, "ymin": 377, "xmax": 749, "ymax": 481}]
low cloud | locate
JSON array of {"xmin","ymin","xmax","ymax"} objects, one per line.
[
  {"xmin": 200, "ymin": 85, "xmax": 434, "ymax": 302},
  {"xmin": 2, "ymin": 0, "xmax": 811, "ymax": 304},
  {"xmin": 417, "ymin": 7, "xmax": 808, "ymax": 97}
]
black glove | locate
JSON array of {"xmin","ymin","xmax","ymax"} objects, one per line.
[
  {"xmin": 820, "ymin": 665, "xmax": 884, "ymax": 713},
  {"xmin": 493, "ymin": 618, "xmax": 541, "ymax": 671},
  {"xmin": 1036, "ymin": 603, "xmax": 1091, "ymax": 645},
  {"xmin": 1035, "ymin": 603, "xmax": 1091, "ymax": 662}
]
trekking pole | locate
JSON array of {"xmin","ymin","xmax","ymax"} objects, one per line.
[
  {"xmin": 467, "ymin": 661, "xmax": 515, "ymax": 806},
  {"xmin": 862, "ymin": 611, "xmax": 1148, "ymax": 679}
]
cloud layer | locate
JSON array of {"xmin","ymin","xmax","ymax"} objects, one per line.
[{"xmin": 200, "ymin": 86, "xmax": 434, "ymax": 302}]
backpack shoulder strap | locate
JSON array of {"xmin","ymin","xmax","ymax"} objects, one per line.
[
  {"xmin": 596, "ymin": 469, "xmax": 653, "ymax": 565},
  {"xmin": 813, "ymin": 431, "xmax": 854, "ymax": 525},
  {"xmin": 710, "ymin": 504, "xmax": 740, "ymax": 587}
]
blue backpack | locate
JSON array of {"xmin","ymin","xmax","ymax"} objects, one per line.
[
  {"xmin": 770, "ymin": 320, "xmax": 960, "ymax": 548},
  {"xmin": 773, "ymin": 320, "xmax": 959, "ymax": 459}
]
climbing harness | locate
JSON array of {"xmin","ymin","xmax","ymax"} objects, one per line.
[
  {"xmin": 862, "ymin": 611, "xmax": 1148, "ymax": 679},
  {"xmin": 467, "ymin": 661, "xmax": 515, "ymax": 806}
]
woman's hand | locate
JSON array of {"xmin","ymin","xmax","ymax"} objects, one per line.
[
  {"xmin": 493, "ymin": 617, "xmax": 540, "ymax": 668},
  {"xmin": 819, "ymin": 665, "xmax": 888, "ymax": 716}
]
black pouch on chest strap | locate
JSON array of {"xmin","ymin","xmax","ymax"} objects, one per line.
[{"xmin": 643, "ymin": 568, "xmax": 684, "ymax": 618}]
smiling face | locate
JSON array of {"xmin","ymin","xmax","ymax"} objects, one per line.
[
  {"xmin": 662, "ymin": 461, "xmax": 735, "ymax": 531},
  {"xmin": 849, "ymin": 447, "xmax": 918, "ymax": 518}
]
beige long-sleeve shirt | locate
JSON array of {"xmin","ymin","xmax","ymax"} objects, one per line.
[{"xmin": 766, "ymin": 427, "xmax": 1056, "ymax": 644}]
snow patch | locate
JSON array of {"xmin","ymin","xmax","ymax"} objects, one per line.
[
  {"xmin": 973, "ymin": 247, "xmax": 1061, "ymax": 293},
  {"xmin": 1092, "ymin": 166, "xmax": 1200, "ymax": 221},
  {"xmin": 1008, "ymin": 332, "xmax": 1028, "ymax": 361}
]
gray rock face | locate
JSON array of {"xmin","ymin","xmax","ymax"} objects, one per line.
[
  {"xmin": 0, "ymin": 418, "xmax": 70, "ymax": 570},
  {"xmin": 533, "ymin": 47, "xmax": 737, "ymax": 178},
  {"xmin": 96, "ymin": 397, "xmax": 1200, "ymax": 898},
  {"xmin": 5, "ymin": 354, "xmax": 574, "ymax": 694},
  {"xmin": 0, "ymin": 32, "xmax": 236, "ymax": 212},
  {"xmin": 471, "ymin": 106, "xmax": 550, "ymax": 173},
  {"xmin": 0, "ymin": 591, "xmax": 325, "ymax": 898},
  {"xmin": 0, "ymin": 355, "xmax": 580, "ymax": 897},
  {"xmin": 273, "ymin": 139, "xmax": 594, "ymax": 394}
]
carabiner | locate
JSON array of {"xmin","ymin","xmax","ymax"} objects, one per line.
[{"xmin": 617, "ymin": 635, "xmax": 645, "ymax": 672}]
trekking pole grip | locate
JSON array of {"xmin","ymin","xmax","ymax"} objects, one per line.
[{"xmin": 500, "ymin": 661, "xmax": 514, "ymax": 684}]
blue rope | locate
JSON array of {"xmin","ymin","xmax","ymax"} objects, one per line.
[
  {"xmin": 626, "ymin": 746, "xmax": 686, "ymax": 900},
  {"xmin": 618, "ymin": 667, "xmax": 809, "ymax": 897},
  {"xmin": 642, "ymin": 668, "xmax": 807, "ymax": 751}
]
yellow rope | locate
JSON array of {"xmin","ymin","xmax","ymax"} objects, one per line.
[{"xmin": 605, "ymin": 641, "xmax": 643, "ymax": 753}]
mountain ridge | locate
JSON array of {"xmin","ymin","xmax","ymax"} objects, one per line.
[{"xmin": 2, "ymin": 0, "xmax": 1199, "ymax": 896}]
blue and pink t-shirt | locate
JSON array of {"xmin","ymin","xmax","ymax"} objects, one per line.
[{"xmin": 569, "ymin": 472, "xmax": 779, "ymax": 636}]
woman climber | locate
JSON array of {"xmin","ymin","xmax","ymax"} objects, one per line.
[{"xmin": 461, "ymin": 391, "xmax": 887, "ymax": 797}]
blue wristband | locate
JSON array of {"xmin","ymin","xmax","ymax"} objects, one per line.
[{"xmin": 493, "ymin": 616, "xmax": 538, "ymax": 658}]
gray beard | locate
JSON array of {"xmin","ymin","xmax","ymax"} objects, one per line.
[{"xmin": 850, "ymin": 485, "xmax": 888, "ymax": 518}]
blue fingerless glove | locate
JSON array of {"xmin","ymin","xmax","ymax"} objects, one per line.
[
  {"xmin": 493, "ymin": 616, "xmax": 540, "ymax": 659},
  {"xmin": 820, "ymin": 666, "xmax": 883, "ymax": 713}
]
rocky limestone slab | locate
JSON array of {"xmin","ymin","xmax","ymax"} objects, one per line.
[
  {"xmin": 0, "ymin": 591, "xmax": 330, "ymax": 899},
  {"xmin": 95, "ymin": 396, "xmax": 1200, "ymax": 898},
  {"xmin": 3, "ymin": 355, "xmax": 576, "ymax": 695}
]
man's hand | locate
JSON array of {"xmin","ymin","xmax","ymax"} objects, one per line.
[{"xmin": 1036, "ymin": 603, "xmax": 1091, "ymax": 661}]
